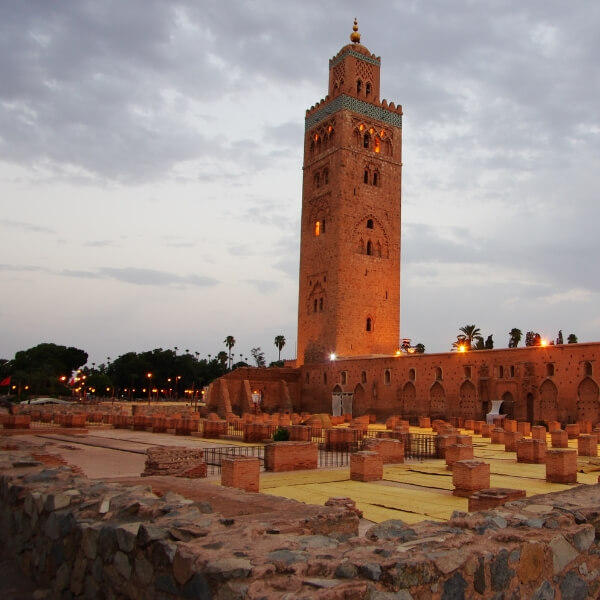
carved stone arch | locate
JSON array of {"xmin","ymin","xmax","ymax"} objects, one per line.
[
  {"xmin": 307, "ymin": 281, "xmax": 326, "ymax": 314},
  {"xmin": 577, "ymin": 377, "xmax": 600, "ymax": 423},
  {"xmin": 500, "ymin": 391, "xmax": 515, "ymax": 420},
  {"xmin": 309, "ymin": 195, "xmax": 331, "ymax": 225},
  {"xmin": 353, "ymin": 382, "xmax": 366, "ymax": 416},
  {"xmin": 538, "ymin": 379, "xmax": 558, "ymax": 423},
  {"xmin": 459, "ymin": 380, "xmax": 478, "ymax": 419},
  {"xmin": 402, "ymin": 381, "xmax": 417, "ymax": 417},
  {"xmin": 352, "ymin": 214, "xmax": 390, "ymax": 258},
  {"xmin": 429, "ymin": 381, "xmax": 446, "ymax": 419}
]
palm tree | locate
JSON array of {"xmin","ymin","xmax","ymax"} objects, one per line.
[
  {"xmin": 223, "ymin": 336, "xmax": 236, "ymax": 370},
  {"xmin": 458, "ymin": 325, "xmax": 481, "ymax": 350},
  {"xmin": 508, "ymin": 328, "xmax": 522, "ymax": 348},
  {"xmin": 567, "ymin": 333, "xmax": 578, "ymax": 344},
  {"xmin": 274, "ymin": 335, "xmax": 286, "ymax": 361},
  {"xmin": 251, "ymin": 347, "xmax": 266, "ymax": 367}
]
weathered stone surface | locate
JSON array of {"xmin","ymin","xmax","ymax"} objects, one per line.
[
  {"xmin": 559, "ymin": 569, "xmax": 588, "ymax": 600},
  {"xmin": 441, "ymin": 571, "xmax": 468, "ymax": 600},
  {"xmin": 549, "ymin": 534, "xmax": 579, "ymax": 574},
  {"xmin": 490, "ymin": 548, "xmax": 514, "ymax": 591},
  {"xmin": 365, "ymin": 520, "xmax": 417, "ymax": 542},
  {"xmin": 517, "ymin": 541, "xmax": 545, "ymax": 584},
  {"xmin": 205, "ymin": 557, "xmax": 252, "ymax": 581},
  {"xmin": 334, "ymin": 561, "xmax": 358, "ymax": 579},
  {"xmin": 572, "ymin": 524, "xmax": 595, "ymax": 551}
]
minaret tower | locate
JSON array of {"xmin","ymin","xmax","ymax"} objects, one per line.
[{"xmin": 297, "ymin": 20, "xmax": 403, "ymax": 365}]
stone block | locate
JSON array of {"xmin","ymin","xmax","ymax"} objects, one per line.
[
  {"xmin": 243, "ymin": 423, "xmax": 273, "ymax": 443},
  {"xmin": 490, "ymin": 428, "xmax": 505, "ymax": 444},
  {"xmin": 516, "ymin": 438, "xmax": 547, "ymax": 464},
  {"xmin": 350, "ymin": 451, "xmax": 383, "ymax": 482},
  {"xmin": 468, "ymin": 488, "xmax": 527, "ymax": 512},
  {"xmin": 531, "ymin": 425, "xmax": 547, "ymax": 441},
  {"xmin": 550, "ymin": 429, "xmax": 569, "ymax": 448},
  {"xmin": 452, "ymin": 460, "xmax": 490, "ymax": 497},
  {"xmin": 577, "ymin": 434, "xmax": 598, "ymax": 457},
  {"xmin": 445, "ymin": 444, "xmax": 474, "ymax": 470},
  {"xmin": 436, "ymin": 434, "xmax": 458, "ymax": 458},
  {"xmin": 503, "ymin": 419, "xmax": 517, "ymax": 433},
  {"xmin": 546, "ymin": 449, "xmax": 577, "ymax": 484},
  {"xmin": 326, "ymin": 428, "xmax": 359, "ymax": 450},
  {"xmin": 203, "ymin": 420, "xmax": 227, "ymax": 439},
  {"xmin": 565, "ymin": 423, "xmax": 580, "ymax": 439},
  {"xmin": 504, "ymin": 431, "xmax": 523, "ymax": 452},
  {"xmin": 221, "ymin": 457, "xmax": 260, "ymax": 492},
  {"xmin": 517, "ymin": 422, "xmax": 531, "ymax": 437},
  {"xmin": 362, "ymin": 437, "xmax": 404, "ymax": 463},
  {"xmin": 547, "ymin": 421, "xmax": 561, "ymax": 433},
  {"xmin": 578, "ymin": 421, "xmax": 592, "ymax": 434},
  {"xmin": 464, "ymin": 419, "xmax": 475, "ymax": 431},
  {"xmin": 480, "ymin": 423, "xmax": 492, "ymax": 438},
  {"xmin": 418, "ymin": 416, "xmax": 431, "ymax": 428},
  {"xmin": 287, "ymin": 425, "xmax": 312, "ymax": 441},
  {"xmin": 264, "ymin": 441, "xmax": 317, "ymax": 472},
  {"xmin": 473, "ymin": 421, "xmax": 485, "ymax": 434},
  {"xmin": 456, "ymin": 434, "xmax": 473, "ymax": 446}
]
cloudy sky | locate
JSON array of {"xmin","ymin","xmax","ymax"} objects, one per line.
[{"xmin": 2, "ymin": 0, "xmax": 600, "ymax": 366}]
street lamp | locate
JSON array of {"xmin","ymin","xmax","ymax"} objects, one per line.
[
  {"xmin": 176, "ymin": 375, "xmax": 181, "ymax": 400},
  {"xmin": 147, "ymin": 373, "xmax": 152, "ymax": 403}
]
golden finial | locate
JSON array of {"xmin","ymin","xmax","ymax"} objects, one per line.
[{"xmin": 350, "ymin": 18, "xmax": 361, "ymax": 44}]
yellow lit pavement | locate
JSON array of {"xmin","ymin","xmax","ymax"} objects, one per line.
[{"xmin": 248, "ymin": 428, "xmax": 600, "ymax": 525}]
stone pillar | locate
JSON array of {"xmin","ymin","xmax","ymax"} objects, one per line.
[
  {"xmin": 473, "ymin": 421, "xmax": 485, "ymax": 434},
  {"xmin": 550, "ymin": 429, "xmax": 569, "ymax": 448},
  {"xmin": 516, "ymin": 439, "xmax": 547, "ymax": 464},
  {"xmin": 531, "ymin": 425, "xmax": 547, "ymax": 441},
  {"xmin": 517, "ymin": 422, "xmax": 531, "ymax": 437},
  {"xmin": 577, "ymin": 434, "xmax": 598, "ymax": 457},
  {"xmin": 464, "ymin": 419, "xmax": 475, "ymax": 431},
  {"xmin": 546, "ymin": 449, "xmax": 577, "ymax": 484},
  {"xmin": 504, "ymin": 431, "xmax": 523, "ymax": 452},
  {"xmin": 418, "ymin": 416, "xmax": 431, "ymax": 428},
  {"xmin": 503, "ymin": 419, "xmax": 517, "ymax": 433},
  {"xmin": 452, "ymin": 460, "xmax": 490, "ymax": 497},
  {"xmin": 456, "ymin": 434, "xmax": 473, "ymax": 446},
  {"xmin": 547, "ymin": 421, "xmax": 561, "ymax": 433},
  {"xmin": 221, "ymin": 456, "xmax": 260, "ymax": 492},
  {"xmin": 490, "ymin": 428, "xmax": 505, "ymax": 444},
  {"xmin": 350, "ymin": 451, "xmax": 383, "ymax": 482},
  {"xmin": 436, "ymin": 434, "xmax": 458, "ymax": 458},
  {"xmin": 565, "ymin": 424, "xmax": 580, "ymax": 439},
  {"xmin": 480, "ymin": 424, "xmax": 492, "ymax": 438},
  {"xmin": 362, "ymin": 438, "xmax": 404, "ymax": 463},
  {"xmin": 445, "ymin": 444, "xmax": 474, "ymax": 470},
  {"xmin": 264, "ymin": 441, "xmax": 318, "ymax": 472},
  {"xmin": 578, "ymin": 421, "xmax": 592, "ymax": 434}
]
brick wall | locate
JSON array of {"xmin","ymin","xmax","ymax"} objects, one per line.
[{"xmin": 264, "ymin": 441, "xmax": 318, "ymax": 472}]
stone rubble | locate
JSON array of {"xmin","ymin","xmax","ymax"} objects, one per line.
[{"xmin": 1, "ymin": 439, "xmax": 600, "ymax": 598}]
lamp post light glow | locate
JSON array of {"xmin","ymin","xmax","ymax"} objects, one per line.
[
  {"xmin": 147, "ymin": 373, "xmax": 152, "ymax": 403},
  {"xmin": 329, "ymin": 353, "xmax": 336, "ymax": 361}
]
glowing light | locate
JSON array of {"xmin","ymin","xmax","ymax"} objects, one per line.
[
  {"xmin": 407, "ymin": 348, "xmax": 415, "ymax": 354},
  {"xmin": 458, "ymin": 345, "xmax": 467, "ymax": 353},
  {"xmin": 330, "ymin": 353, "xmax": 337, "ymax": 361},
  {"xmin": 359, "ymin": 124, "xmax": 364, "ymax": 131},
  {"xmin": 395, "ymin": 349, "xmax": 401, "ymax": 356},
  {"xmin": 540, "ymin": 339, "xmax": 548, "ymax": 347}
]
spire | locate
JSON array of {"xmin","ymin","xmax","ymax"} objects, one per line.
[{"xmin": 350, "ymin": 17, "xmax": 361, "ymax": 44}]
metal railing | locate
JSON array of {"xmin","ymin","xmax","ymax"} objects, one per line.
[{"xmin": 203, "ymin": 445, "xmax": 265, "ymax": 476}]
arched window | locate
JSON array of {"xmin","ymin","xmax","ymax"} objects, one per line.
[
  {"xmin": 366, "ymin": 240, "xmax": 373, "ymax": 255},
  {"xmin": 384, "ymin": 369, "xmax": 391, "ymax": 385},
  {"xmin": 435, "ymin": 367, "xmax": 443, "ymax": 381},
  {"xmin": 314, "ymin": 173, "xmax": 320, "ymax": 188},
  {"xmin": 510, "ymin": 365, "xmax": 515, "ymax": 378},
  {"xmin": 319, "ymin": 298, "xmax": 323, "ymax": 312},
  {"xmin": 315, "ymin": 220, "xmax": 320, "ymax": 236},
  {"xmin": 464, "ymin": 366, "xmax": 472, "ymax": 380},
  {"xmin": 499, "ymin": 365, "xmax": 504, "ymax": 378},
  {"xmin": 409, "ymin": 368, "xmax": 416, "ymax": 381},
  {"xmin": 366, "ymin": 82, "xmax": 372, "ymax": 96},
  {"xmin": 322, "ymin": 219, "xmax": 326, "ymax": 233},
  {"xmin": 374, "ymin": 137, "xmax": 380, "ymax": 153},
  {"xmin": 323, "ymin": 169, "xmax": 329, "ymax": 184},
  {"xmin": 357, "ymin": 80, "xmax": 362, "ymax": 94},
  {"xmin": 323, "ymin": 372, "xmax": 327, "ymax": 385},
  {"xmin": 341, "ymin": 371, "xmax": 347, "ymax": 385},
  {"xmin": 366, "ymin": 219, "xmax": 373, "ymax": 229},
  {"xmin": 363, "ymin": 133, "xmax": 370, "ymax": 149},
  {"xmin": 373, "ymin": 172, "xmax": 378, "ymax": 186},
  {"xmin": 546, "ymin": 363, "xmax": 555, "ymax": 377},
  {"xmin": 366, "ymin": 317, "xmax": 372, "ymax": 332},
  {"xmin": 364, "ymin": 170, "xmax": 369, "ymax": 184},
  {"xmin": 584, "ymin": 361, "xmax": 593, "ymax": 377},
  {"xmin": 313, "ymin": 299, "xmax": 317, "ymax": 313},
  {"xmin": 361, "ymin": 371, "xmax": 367, "ymax": 384}
]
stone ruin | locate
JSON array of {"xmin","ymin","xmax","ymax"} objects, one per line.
[
  {"xmin": 142, "ymin": 446, "xmax": 207, "ymax": 478},
  {"xmin": 2, "ymin": 438, "xmax": 600, "ymax": 598}
]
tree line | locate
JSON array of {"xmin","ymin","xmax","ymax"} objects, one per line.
[
  {"xmin": 453, "ymin": 326, "xmax": 578, "ymax": 351},
  {"xmin": 0, "ymin": 335, "xmax": 289, "ymax": 400}
]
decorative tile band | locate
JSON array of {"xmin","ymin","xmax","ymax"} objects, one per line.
[
  {"xmin": 305, "ymin": 95, "xmax": 402, "ymax": 130},
  {"xmin": 329, "ymin": 49, "xmax": 381, "ymax": 69}
]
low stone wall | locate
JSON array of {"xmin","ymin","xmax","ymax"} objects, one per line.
[
  {"xmin": 2, "ymin": 441, "xmax": 600, "ymax": 599},
  {"xmin": 264, "ymin": 441, "xmax": 318, "ymax": 471},
  {"xmin": 142, "ymin": 446, "xmax": 207, "ymax": 478}
]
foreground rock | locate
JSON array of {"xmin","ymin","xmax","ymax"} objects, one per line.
[{"xmin": 1, "ymin": 439, "xmax": 600, "ymax": 598}]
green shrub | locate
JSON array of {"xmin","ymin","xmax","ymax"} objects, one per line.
[{"xmin": 273, "ymin": 426, "xmax": 290, "ymax": 441}]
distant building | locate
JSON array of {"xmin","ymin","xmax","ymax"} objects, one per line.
[{"xmin": 207, "ymin": 22, "xmax": 600, "ymax": 426}]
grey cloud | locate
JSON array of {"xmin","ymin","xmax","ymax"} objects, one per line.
[
  {"xmin": 244, "ymin": 279, "xmax": 281, "ymax": 294},
  {"xmin": 0, "ymin": 220, "xmax": 55, "ymax": 234}
]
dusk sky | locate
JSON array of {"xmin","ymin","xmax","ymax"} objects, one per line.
[{"xmin": 2, "ymin": 1, "xmax": 600, "ymax": 367}]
